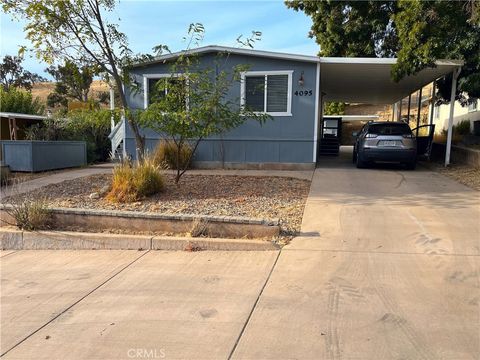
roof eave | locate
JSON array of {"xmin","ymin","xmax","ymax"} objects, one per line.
[{"xmin": 128, "ymin": 45, "xmax": 320, "ymax": 68}]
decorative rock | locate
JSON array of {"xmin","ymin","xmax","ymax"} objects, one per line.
[
  {"xmin": 89, "ymin": 192, "xmax": 100, "ymax": 200},
  {"xmin": 98, "ymin": 185, "xmax": 110, "ymax": 196}
]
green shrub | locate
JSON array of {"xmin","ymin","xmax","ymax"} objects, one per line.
[
  {"xmin": 107, "ymin": 158, "xmax": 164, "ymax": 203},
  {"xmin": 454, "ymin": 120, "xmax": 471, "ymax": 135},
  {"xmin": 0, "ymin": 87, "xmax": 44, "ymax": 114},
  {"xmin": 25, "ymin": 109, "xmax": 115, "ymax": 163},
  {"xmin": 153, "ymin": 141, "xmax": 193, "ymax": 170}
]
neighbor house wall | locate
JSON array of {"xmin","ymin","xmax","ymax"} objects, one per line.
[
  {"xmin": 430, "ymin": 98, "xmax": 480, "ymax": 134},
  {"xmin": 125, "ymin": 53, "xmax": 318, "ymax": 166}
]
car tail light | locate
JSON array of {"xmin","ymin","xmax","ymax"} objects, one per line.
[
  {"xmin": 365, "ymin": 133, "xmax": 377, "ymax": 138},
  {"xmin": 403, "ymin": 134, "xmax": 414, "ymax": 138}
]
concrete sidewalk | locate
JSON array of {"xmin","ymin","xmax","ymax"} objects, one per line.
[
  {"xmin": 1, "ymin": 250, "xmax": 278, "ymax": 359},
  {"xmin": 0, "ymin": 167, "xmax": 112, "ymax": 198}
]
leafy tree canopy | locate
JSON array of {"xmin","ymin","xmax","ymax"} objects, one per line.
[
  {"xmin": 286, "ymin": 1, "xmax": 398, "ymax": 57},
  {"xmin": 0, "ymin": 55, "xmax": 46, "ymax": 91},
  {"xmin": 45, "ymin": 60, "xmax": 97, "ymax": 107},
  {"xmin": 286, "ymin": 0, "xmax": 480, "ymax": 102},
  {"xmin": 324, "ymin": 102, "xmax": 346, "ymax": 116},
  {"xmin": 2, "ymin": 0, "xmax": 153, "ymax": 158}
]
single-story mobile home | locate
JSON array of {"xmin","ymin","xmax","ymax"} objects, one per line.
[{"xmin": 110, "ymin": 45, "xmax": 462, "ymax": 168}]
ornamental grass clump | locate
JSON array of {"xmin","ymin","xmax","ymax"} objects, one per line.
[
  {"xmin": 153, "ymin": 141, "xmax": 193, "ymax": 170},
  {"xmin": 3, "ymin": 197, "xmax": 52, "ymax": 231},
  {"xmin": 107, "ymin": 158, "xmax": 164, "ymax": 203}
]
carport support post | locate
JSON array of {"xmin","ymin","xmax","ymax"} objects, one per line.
[
  {"xmin": 429, "ymin": 81, "xmax": 436, "ymax": 125},
  {"xmin": 416, "ymin": 88, "xmax": 422, "ymax": 137},
  {"xmin": 445, "ymin": 68, "xmax": 461, "ymax": 167},
  {"xmin": 407, "ymin": 94, "xmax": 411, "ymax": 123}
]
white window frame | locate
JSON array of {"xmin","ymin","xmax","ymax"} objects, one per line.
[
  {"xmin": 468, "ymin": 99, "xmax": 478, "ymax": 113},
  {"xmin": 143, "ymin": 73, "xmax": 184, "ymax": 109},
  {"xmin": 240, "ymin": 70, "xmax": 293, "ymax": 116}
]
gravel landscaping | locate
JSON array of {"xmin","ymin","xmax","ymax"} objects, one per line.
[
  {"xmin": 425, "ymin": 162, "xmax": 480, "ymax": 191},
  {"xmin": 2, "ymin": 174, "xmax": 311, "ymax": 238}
]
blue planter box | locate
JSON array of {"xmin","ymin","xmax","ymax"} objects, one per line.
[{"xmin": 0, "ymin": 140, "xmax": 87, "ymax": 172}]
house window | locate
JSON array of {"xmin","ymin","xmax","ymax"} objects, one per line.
[
  {"xmin": 468, "ymin": 99, "xmax": 478, "ymax": 113},
  {"xmin": 241, "ymin": 71, "xmax": 292, "ymax": 116},
  {"xmin": 143, "ymin": 74, "xmax": 186, "ymax": 109}
]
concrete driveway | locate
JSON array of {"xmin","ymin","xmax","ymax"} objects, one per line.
[{"xmin": 232, "ymin": 149, "xmax": 480, "ymax": 359}]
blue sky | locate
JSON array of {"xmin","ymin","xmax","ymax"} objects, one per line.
[{"xmin": 0, "ymin": 0, "xmax": 318, "ymax": 78}]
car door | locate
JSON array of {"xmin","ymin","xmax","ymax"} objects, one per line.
[{"xmin": 412, "ymin": 124, "xmax": 435, "ymax": 159}]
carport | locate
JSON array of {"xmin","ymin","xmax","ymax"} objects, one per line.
[{"xmin": 317, "ymin": 58, "xmax": 463, "ymax": 165}]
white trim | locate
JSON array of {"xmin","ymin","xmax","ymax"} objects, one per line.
[
  {"xmin": 143, "ymin": 76, "xmax": 148, "ymax": 109},
  {"xmin": 143, "ymin": 73, "xmax": 183, "ymax": 109},
  {"xmin": 132, "ymin": 45, "xmax": 319, "ymax": 68},
  {"xmin": 318, "ymin": 57, "xmax": 464, "ymax": 66},
  {"xmin": 240, "ymin": 70, "xmax": 293, "ymax": 117},
  {"xmin": 130, "ymin": 45, "xmax": 464, "ymax": 70},
  {"xmin": 313, "ymin": 62, "xmax": 320, "ymax": 163}
]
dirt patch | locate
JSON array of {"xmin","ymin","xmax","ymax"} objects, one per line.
[{"xmin": 3, "ymin": 174, "xmax": 311, "ymax": 239}]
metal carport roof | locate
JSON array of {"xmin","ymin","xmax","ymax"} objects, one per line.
[{"xmin": 319, "ymin": 58, "xmax": 463, "ymax": 104}]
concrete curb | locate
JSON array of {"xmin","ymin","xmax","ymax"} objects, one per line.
[
  {"xmin": 0, "ymin": 205, "xmax": 280, "ymax": 239},
  {"xmin": 0, "ymin": 228, "xmax": 279, "ymax": 251}
]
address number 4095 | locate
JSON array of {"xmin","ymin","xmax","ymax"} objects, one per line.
[{"xmin": 294, "ymin": 90, "xmax": 313, "ymax": 96}]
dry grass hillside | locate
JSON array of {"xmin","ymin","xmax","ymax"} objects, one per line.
[{"xmin": 31, "ymin": 80, "xmax": 109, "ymax": 105}]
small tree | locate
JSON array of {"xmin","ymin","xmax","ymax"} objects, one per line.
[
  {"xmin": 141, "ymin": 55, "xmax": 270, "ymax": 183},
  {"xmin": 45, "ymin": 60, "xmax": 97, "ymax": 107},
  {"xmin": 0, "ymin": 55, "xmax": 46, "ymax": 91}
]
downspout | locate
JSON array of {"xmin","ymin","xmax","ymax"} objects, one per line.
[{"xmin": 445, "ymin": 67, "xmax": 462, "ymax": 167}]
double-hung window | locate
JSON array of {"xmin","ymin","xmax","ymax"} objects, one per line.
[
  {"xmin": 143, "ymin": 74, "xmax": 186, "ymax": 109},
  {"xmin": 241, "ymin": 71, "xmax": 292, "ymax": 116}
]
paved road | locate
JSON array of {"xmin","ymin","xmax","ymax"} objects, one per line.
[
  {"xmin": 233, "ymin": 149, "xmax": 480, "ymax": 359},
  {"xmin": 1, "ymin": 149, "xmax": 479, "ymax": 359}
]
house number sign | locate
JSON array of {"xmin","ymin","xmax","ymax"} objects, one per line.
[{"xmin": 294, "ymin": 90, "xmax": 313, "ymax": 96}]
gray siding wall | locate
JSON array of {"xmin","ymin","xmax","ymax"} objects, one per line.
[
  {"xmin": 125, "ymin": 53, "xmax": 318, "ymax": 164},
  {"xmin": 1, "ymin": 141, "xmax": 87, "ymax": 172}
]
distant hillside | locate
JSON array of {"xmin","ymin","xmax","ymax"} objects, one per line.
[{"xmin": 31, "ymin": 80, "xmax": 109, "ymax": 105}]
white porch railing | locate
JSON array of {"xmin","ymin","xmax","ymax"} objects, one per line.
[{"xmin": 108, "ymin": 116, "xmax": 125, "ymax": 160}]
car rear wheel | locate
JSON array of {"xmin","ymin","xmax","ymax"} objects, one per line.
[
  {"xmin": 356, "ymin": 151, "xmax": 366, "ymax": 168},
  {"xmin": 352, "ymin": 148, "xmax": 357, "ymax": 163},
  {"xmin": 406, "ymin": 160, "xmax": 416, "ymax": 170}
]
